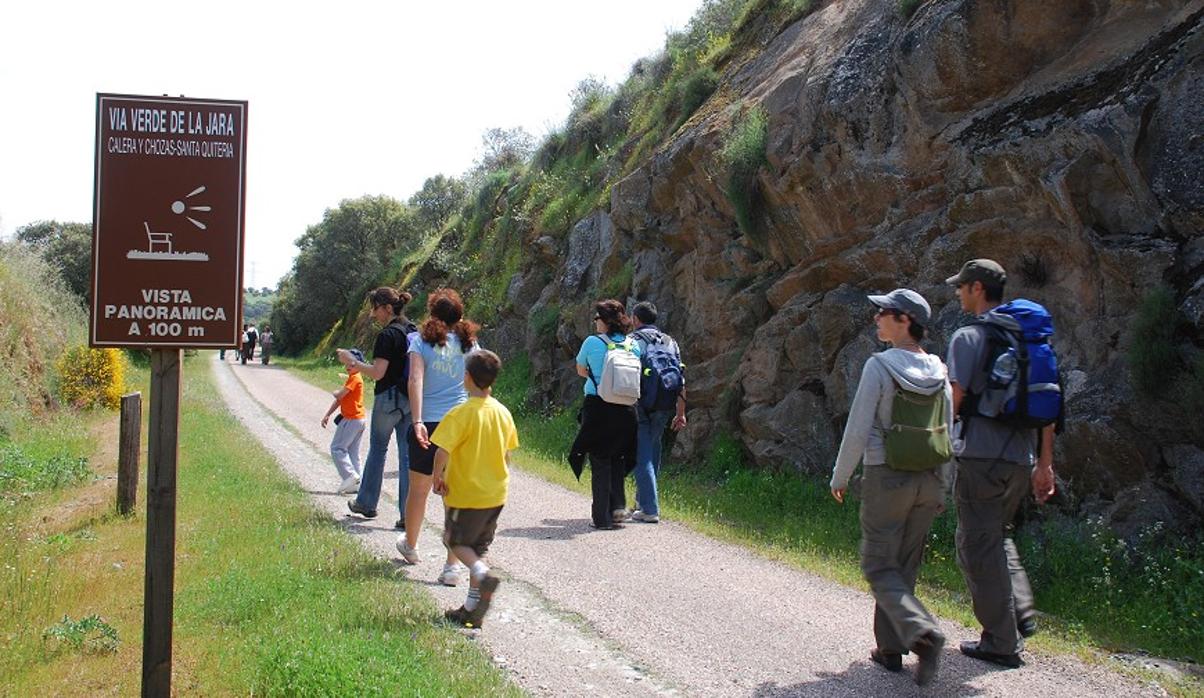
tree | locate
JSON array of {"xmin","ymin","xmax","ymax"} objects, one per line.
[
  {"xmin": 568, "ymin": 76, "xmax": 612, "ymax": 116},
  {"xmin": 476, "ymin": 127, "xmax": 535, "ymax": 173},
  {"xmin": 16, "ymin": 220, "xmax": 93, "ymax": 303},
  {"xmin": 408, "ymin": 174, "xmax": 466, "ymax": 231},
  {"xmin": 270, "ymin": 195, "xmax": 420, "ymax": 353}
]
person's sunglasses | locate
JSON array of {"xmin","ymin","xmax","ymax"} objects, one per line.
[
  {"xmin": 593, "ymin": 314, "xmax": 601, "ymax": 320},
  {"xmin": 875, "ymin": 308, "xmax": 901, "ymax": 319}
]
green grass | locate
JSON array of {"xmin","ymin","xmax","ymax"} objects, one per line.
[
  {"xmin": 531, "ymin": 304, "xmax": 561, "ymax": 342},
  {"xmin": 1, "ymin": 358, "xmax": 521, "ymax": 695},
  {"xmin": 598, "ymin": 261, "xmax": 634, "ymax": 300},
  {"xmin": 0, "ymin": 409, "xmax": 107, "ymax": 686},
  {"xmin": 720, "ymin": 106, "xmax": 768, "ymax": 239},
  {"xmin": 672, "ymin": 65, "xmax": 720, "ymax": 130},
  {"xmin": 1127, "ymin": 286, "xmax": 1182, "ymax": 395},
  {"xmin": 0, "ymin": 422, "xmax": 92, "ymax": 495},
  {"xmin": 43, "ymin": 614, "xmax": 120, "ymax": 654}
]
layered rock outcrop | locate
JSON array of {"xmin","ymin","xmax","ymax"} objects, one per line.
[{"xmin": 503, "ymin": 0, "xmax": 1204, "ymax": 530}]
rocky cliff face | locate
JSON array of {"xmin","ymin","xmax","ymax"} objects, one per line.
[{"xmin": 501, "ymin": 0, "xmax": 1204, "ymax": 532}]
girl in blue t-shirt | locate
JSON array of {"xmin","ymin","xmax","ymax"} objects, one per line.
[{"xmin": 396, "ymin": 288, "xmax": 478, "ymax": 586}]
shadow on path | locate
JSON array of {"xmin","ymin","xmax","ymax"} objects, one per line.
[
  {"xmin": 498, "ymin": 518, "xmax": 592, "ymax": 541},
  {"xmin": 752, "ymin": 655, "xmax": 1001, "ymax": 697}
]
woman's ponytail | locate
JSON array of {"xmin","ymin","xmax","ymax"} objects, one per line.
[{"xmin": 419, "ymin": 288, "xmax": 477, "ymax": 349}]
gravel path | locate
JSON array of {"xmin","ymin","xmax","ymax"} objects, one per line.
[{"xmin": 213, "ymin": 356, "xmax": 1165, "ymax": 697}]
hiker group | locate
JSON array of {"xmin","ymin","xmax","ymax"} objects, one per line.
[
  {"xmin": 328, "ymin": 287, "xmax": 514, "ymax": 628},
  {"xmin": 322, "ymin": 287, "xmax": 684, "ymax": 629},
  {"xmin": 316, "ymin": 256, "xmax": 1060, "ymax": 666},
  {"xmin": 568, "ymin": 299, "xmax": 687, "ymax": 529},
  {"xmin": 830, "ymin": 258, "xmax": 1060, "ymax": 685},
  {"xmin": 220, "ymin": 322, "xmax": 273, "ymax": 365}
]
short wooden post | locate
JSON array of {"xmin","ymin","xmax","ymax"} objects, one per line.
[
  {"xmin": 117, "ymin": 392, "xmax": 142, "ymax": 515},
  {"xmin": 142, "ymin": 350, "xmax": 181, "ymax": 698}
]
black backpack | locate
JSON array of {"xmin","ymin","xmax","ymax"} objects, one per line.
[
  {"xmin": 633, "ymin": 329, "xmax": 685, "ymax": 412},
  {"xmin": 385, "ymin": 319, "xmax": 418, "ymax": 386}
]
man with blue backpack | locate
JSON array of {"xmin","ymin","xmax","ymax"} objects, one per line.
[
  {"xmin": 945, "ymin": 259, "xmax": 1060, "ymax": 669},
  {"xmin": 628, "ymin": 302, "xmax": 687, "ymax": 523}
]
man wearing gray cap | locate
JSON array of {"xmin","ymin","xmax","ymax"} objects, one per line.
[
  {"xmin": 831, "ymin": 288, "xmax": 951, "ymax": 685},
  {"xmin": 945, "ymin": 259, "xmax": 1057, "ymax": 668}
]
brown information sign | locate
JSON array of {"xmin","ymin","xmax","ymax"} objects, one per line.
[{"xmin": 91, "ymin": 93, "xmax": 248, "ymax": 348}]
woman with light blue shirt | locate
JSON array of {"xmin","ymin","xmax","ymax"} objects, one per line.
[
  {"xmin": 396, "ymin": 288, "xmax": 478, "ymax": 586},
  {"xmin": 571, "ymin": 299, "xmax": 640, "ymax": 529}
]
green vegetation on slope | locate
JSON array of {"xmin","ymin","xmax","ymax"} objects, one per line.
[
  {"xmin": 0, "ymin": 240, "xmax": 88, "ymax": 419},
  {"xmin": 13, "ymin": 220, "xmax": 93, "ymax": 303},
  {"xmin": 272, "ymin": 0, "xmax": 826, "ymax": 358}
]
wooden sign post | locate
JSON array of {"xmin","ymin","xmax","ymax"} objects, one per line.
[
  {"xmin": 90, "ymin": 93, "xmax": 247, "ymax": 698},
  {"xmin": 142, "ymin": 351, "xmax": 180, "ymax": 695},
  {"xmin": 116, "ymin": 391, "xmax": 141, "ymax": 515}
]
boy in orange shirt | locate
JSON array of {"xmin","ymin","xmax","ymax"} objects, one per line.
[
  {"xmin": 322, "ymin": 348, "xmax": 367, "ymax": 494},
  {"xmin": 432, "ymin": 349, "xmax": 519, "ymax": 629}
]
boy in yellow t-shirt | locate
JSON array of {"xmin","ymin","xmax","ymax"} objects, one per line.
[
  {"xmin": 431, "ymin": 349, "xmax": 519, "ymax": 629},
  {"xmin": 321, "ymin": 348, "xmax": 367, "ymax": 495}
]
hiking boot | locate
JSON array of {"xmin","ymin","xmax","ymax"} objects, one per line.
[
  {"xmin": 912, "ymin": 632, "xmax": 945, "ymax": 686},
  {"xmin": 463, "ymin": 574, "xmax": 500, "ymax": 628},
  {"xmin": 870, "ymin": 649, "xmax": 903, "ymax": 672},
  {"xmin": 337, "ymin": 476, "xmax": 360, "ymax": 495},
  {"xmin": 347, "ymin": 501, "xmax": 377, "ymax": 519},
  {"xmin": 444, "ymin": 606, "xmax": 472, "ymax": 627},
  {"xmin": 438, "ymin": 564, "xmax": 462, "ymax": 587},
  {"xmin": 1018, "ymin": 616, "xmax": 1038, "ymax": 638},
  {"xmin": 590, "ymin": 522, "xmax": 623, "ymax": 530},
  {"xmin": 394, "ymin": 519, "xmax": 405, "ymax": 530},
  {"xmin": 630, "ymin": 510, "xmax": 660, "ymax": 523},
  {"xmin": 959, "ymin": 641, "xmax": 1021, "ymax": 668},
  {"xmin": 612, "ymin": 509, "xmax": 630, "ymax": 523},
  {"xmin": 395, "ymin": 536, "xmax": 421, "ymax": 564}
]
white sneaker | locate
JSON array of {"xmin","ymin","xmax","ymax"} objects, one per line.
[
  {"xmin": 395, "ymin": 536, "xmax": 421, "ymax": 564},
  {"xmin": 630, "ymin": 510, "xmax": 660, "ymax": 523},
  {"xmin": 612, "ymin": 508, "xmax": 630, "ymax": 523},
  {"xmin": 337, "ymin": 476, "xmax": 360, "ymax": 495},
  {"xmin": 438, "ymin": 564, "xmax": 462, "ymax": 586}
]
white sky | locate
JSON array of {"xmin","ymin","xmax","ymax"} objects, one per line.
[{"xmin": 0, "ymin": 1, "xmax": 703, "ymax": 288}]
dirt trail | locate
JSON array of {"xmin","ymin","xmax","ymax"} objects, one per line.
[{"xmin": 213, "ymin": 356, "xmax": 1164, "ymax": 697}]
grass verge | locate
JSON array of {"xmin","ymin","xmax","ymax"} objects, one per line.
[{"xmin": 1, "ymin": 357, "xmax": 520, "ymax": 696}]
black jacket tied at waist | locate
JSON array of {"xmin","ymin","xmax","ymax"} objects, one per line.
[{"xmin": 568, "ymin": 395, "xmax": 637, "ymax": 480}]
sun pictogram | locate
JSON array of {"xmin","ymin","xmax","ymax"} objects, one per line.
[{"xmin": 171, "ymin": 185, "xmax": 211, "ymax": 230}]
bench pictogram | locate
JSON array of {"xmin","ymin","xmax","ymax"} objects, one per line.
[{"xmin": 127, "ymin": 186, "xmax": 212, "ymax": 262}]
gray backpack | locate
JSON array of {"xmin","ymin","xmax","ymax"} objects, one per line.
[{"xmin": 589, "ymin": 334, "xmax": 641, "ymax": 405}]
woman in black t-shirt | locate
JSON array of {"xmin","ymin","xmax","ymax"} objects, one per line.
[{"xmin": 337, "ymin": 287, "xmax": 416, "ymax": 525}]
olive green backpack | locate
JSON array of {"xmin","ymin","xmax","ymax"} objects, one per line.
[{"xmin": 878, "ymin": 358, "xmax": 953, "ymax": 472}]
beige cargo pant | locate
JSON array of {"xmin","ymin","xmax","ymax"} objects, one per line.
[
  {"xmin": 859, "ymin": 464, "xmax": 945, "ymax": 654},
  {"xmin": 954, "ymin": 457, "xmax": 1036, "ymax": 655}
]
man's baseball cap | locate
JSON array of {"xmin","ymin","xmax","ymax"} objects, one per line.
[
  {"xmin": 946, "ymin": 259, "xmax": 1006, "ymax": 287},
  {"xmin": 868, "ymin": 289, "xmax": 932, "ymax": 325}
]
